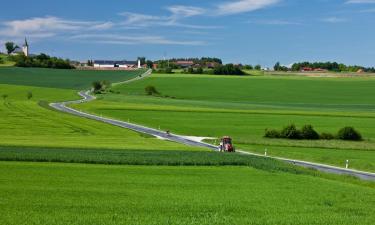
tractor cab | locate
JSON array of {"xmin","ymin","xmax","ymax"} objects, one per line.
[{"xmin": 219, "ymin": 136, "xmax": 235, "ymax": 152}]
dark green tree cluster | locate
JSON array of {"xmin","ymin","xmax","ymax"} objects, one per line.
[
  {"xmin": 183, "ymin": 67, "xmax": 204, "ymax": 74},
  {"xmin": 5, "ymin": 42, "xmax": 18, "ymax": 54},
  {"xmin": 213, "ymin": 64, "xmax": 245, "ymax": 75},
  {"xmin": 87, "ymin": 60, "xmax": 94, "ymax": 66},
  {"xmin": 92, "ymin": 80, "xmax": 111, "ymax": 94},
  {"xmin": 274, "ymin": 62, "xmax": 289, "ymax": 71},
  {"xmin": 265, "ymin": 124, "xmax": 362, "ymax": 141},
  {"xmin": 11, "ymin": 53, "xmax": 74, "ymax": 69},
  {"xmin": 145, "ymin": 85, "xmax": 160, "ymax": 96},
  {"xmin": 291, "ymin": 61, "xmax": 375, "ymax": 72}
]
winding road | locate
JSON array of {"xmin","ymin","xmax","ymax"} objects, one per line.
[{"xmin": 50, "ymin": 69, "xmax": 375, "ymax": 181}]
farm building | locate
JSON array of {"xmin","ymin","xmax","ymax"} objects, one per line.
[
  {"xmin": 93, "ymin": 60, "xmax": 141, "ymax": 68},
  {"xmin": 175, "ymin": 60, "xmax": 194, "ymax": 68}
]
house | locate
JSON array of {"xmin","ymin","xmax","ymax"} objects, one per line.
[
  {"xmin": 313, "ymin": 68, "xmax": 328, "ymax": 72},
  {"xmin": 93, "ymin": 60, "xmax": 141, "ymax": 69},
  {"xmin": 301, "ymin": 67, "xmax": 313, "ymax": 72},
  {"xmin": 175, "ymin": 60, "xmax": 194, "ymax": 68}
]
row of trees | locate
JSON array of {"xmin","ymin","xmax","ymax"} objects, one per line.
[
  {"xmin": 11, "ymin": 53, "xmax": 74, "ymax": 69},
  {"xmin": 265, "ymin": 124, "xmax": 362, "ymax": 141},
  {"xmin": 274, "ymin": 61, "xmax": 375, "ymax": 72}
]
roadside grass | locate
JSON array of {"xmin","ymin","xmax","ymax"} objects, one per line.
[
  {"xmin": 0, "ymin": 83, "xmax": 200, "ymax": 151},
  {"xmin": 0, "ymin": 67, "xmax": 146, "ymax": 89},
  {"xmin": 74, "ymin": 74, "xmax": 375, "ymax": 171},
  {"xmin": 1, "ymin": 161, "xmax": 374, "ymax": 225}
]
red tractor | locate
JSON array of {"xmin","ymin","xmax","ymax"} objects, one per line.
[{"xmin": 219, "ymin": 136, "xmax": 235, "ymax": 152}]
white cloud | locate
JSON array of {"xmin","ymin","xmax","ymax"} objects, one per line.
[
  {"xmin": 166, "ymin": 5, "xmax": 205, "ymax": 18},
  {"xmin": 346, "ymin": 0, "xmax": 375, "ymax": 3},
  {"xmin": 216, "ymin": 0, "xmax": 280, "ymax": 15},
  {"xmin": 248, "ymin": 19, "xmax": 301, "ymax": 25},
  {"xmin": 0, "ymin": 16, "xmax": 113, "ymax": 38},
  {"xmin": 321, "ymin": 17, "xmax": 348, "ymax": 23},
  {"xmin": 70, "ymin": 34, "xmax": 206, "ymax": 46}
]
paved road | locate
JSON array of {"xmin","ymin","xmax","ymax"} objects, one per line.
[{"xmin": 49, "ymin": 69, "xmax": 375, "ymax": 181}]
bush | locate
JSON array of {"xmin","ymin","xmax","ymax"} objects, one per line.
[
  {"xmin": 280, "ymin": 124, "xmax": 301, "ymax": 139},
  {"xmin": 300, "ymin": 125, "xmax": 319, "ymax": 140},
  {"xmin": 213, "ymin": 64, "xmax": 245, "ymax": 75},
  {"xmin": 27, "ymin": 91, "xmax": 33, "ymax": 100},
  {"xmin": 145, "ymin": 85, "xmax": 160, "ymax": 96},
  {"xmin": 320, "ymin": 132, "xmax": 335, "ymax": 140},
  {"xmin": 337, "ymin": 127, "xmax": 362, "ymax": 141},
  {"xmin": 153, "ymin": 68, "xmax": 173, "ymax": 74},
  {"xmin": 264, "ymin": 129, "xmax": 281, "ymax": 138}
]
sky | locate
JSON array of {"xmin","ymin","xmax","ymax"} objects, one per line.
[{"xmin": 0, "ymin": 0, "xmax": 375, "ymax": 67}]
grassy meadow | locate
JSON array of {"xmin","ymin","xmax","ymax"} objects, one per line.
[
  {"xmin": 0, "ymin": 67, "xmax": 374, "ymax": 225},
  {"xmin": 1, "ymin": 161, "xmax": 374, "ymax": 225},
  {"xmin": 0, "ymin": 68, "xmax": 199, "ymax": 151},
  {"xmin": 74, "ymin": 74, "xmax": 375, "ymax": 172}
]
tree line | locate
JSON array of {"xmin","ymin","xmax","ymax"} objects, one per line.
[
  {"xmin": 11, "ymin": 53, "xmax": 74, "ymax": 69},
  {"xmin": 274, "ymin": 61, "xmax": 375, "ymax": 72}
]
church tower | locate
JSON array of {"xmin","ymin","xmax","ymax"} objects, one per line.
[{"xmin": 22, "ymin": 38, "xmax": 29, "ymax": 57}]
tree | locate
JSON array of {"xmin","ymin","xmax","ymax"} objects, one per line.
[
  {"xmin": 145, "ymin": 85, "xmax": 160, "ymax": 96},
  {"xmin": 337, "ymin": 127, "xmax": 362, "ymax": 141},
  {"xmin": 274, "ymin": 62, "xmax": 281, "ymax": 71},
  {"xmin": 138, "ymin": 57, "xmax": 146, "ymax": 65},
  {"xmin": 146, "ymin": 60, "xmax": 153, "ymax": 68},
  {"xmin": 92, "ymin": 81, "xmax": 103, "ymax": 93},
  {"xmin": 5, "ymin": 42, "xmax": 18, "ymax": 55},
  {"xmin": 254, "ymin": 65, "xmax": 262, "ymax": 70}
]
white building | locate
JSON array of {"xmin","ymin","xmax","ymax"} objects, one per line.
[
  {"xmin": 11, "ymin": 38, "xmax": 29, "ymax": 57},
  {"xmin": 93, "ymin": 60, "xmax": 141, "ymax": 68}
]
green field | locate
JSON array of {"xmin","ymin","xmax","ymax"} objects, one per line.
[
  {"xmin": 0, "ymin": 68, "xmax": 199, "ymax": 151},
  {"xmin": 74, "ymin": 74, "xmax": 375, "ymax": 172},
  {"xmin": 0, "ymin": 67, "xmax": 146, "ymax": 89},
  {"xmin": 1, "ymin": 161, "xmax": 374, "ymax": 225},
  {"xmin": 0, "ymin": 68, "xmax": 374, "ymax": 225}
]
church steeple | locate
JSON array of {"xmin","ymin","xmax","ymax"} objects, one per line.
[
  {"xmin": 24, "ymin": 38, "xmax": 28, "ymax": 47},
  {"xmin": 22, "ymin": 37, "xmax": 29, "ymax": 57}
]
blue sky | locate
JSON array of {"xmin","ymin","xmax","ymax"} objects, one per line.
[{"xmin": 1, "ymin": 0, "xmax": 375, "ymax": 67}]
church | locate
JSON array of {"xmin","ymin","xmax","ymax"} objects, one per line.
[{"xmin": 12, "ymin": 38, "xmax": 29, "ymax": 57}]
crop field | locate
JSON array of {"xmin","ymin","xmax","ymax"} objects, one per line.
[
  {"xmin": 1, "ymin": 161, "xmax": 374, "ymax": 225},
  {"xmin": 75, "ymin": 74, "xmax": 375, "ymax": 172},
  {"xmin": 0, "ymin": 67, "xmax": 145, "ymax": 89}
]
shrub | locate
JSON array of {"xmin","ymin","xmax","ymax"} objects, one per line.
[
  {"xmin": 153, "ymin": 68, "xmax": 173, "ymax": 74},
  {"xmin": 213, "ymin": 64, "xmax": 245, "ymax": 75},
  {"xmin": 320, "ymin": 132, "xmax": 335, "ymax": 140},
  {"xmin": 264, "ymin": 129, "xmax": 281, "ymax": 138},
  {"xmin": 145, "ymin": 85, "xmax": 160, "ymax": 96},
  {"xmin": 337, "ymin": 127, "xmax": 362, "ymax": 141},
  {"xmin": 280, "ymin": 124, "xmax": 301, "ymax": 139},
  {"xmin": 27, "ymin": 91, "xmax": 33, "ymax": 100},
  {"xmin": 300, "ymin": 125, "xmax": 319, "ymax": 140},
  {"xmin": 92, "ymin": 81, "xmax": 103, "ymax": 93}
]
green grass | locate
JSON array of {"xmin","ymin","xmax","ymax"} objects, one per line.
[
  {"xmin": 1, "ymin": 161, "xmax": 374, "ymax": 225},
  {"xmin": 74, "ymin": 74, "xmax": 375, "ymax": 172},
  {"xmin": 0, "ymin": 74, "xmax": 199, "ymax": 151},
  {"xmin": 0, "ymin": 67, "xmax": 146, "ymax": 89},
  {"xmin": 0, "ymin": 54, "xmax": 16, "ymax": 67}
]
